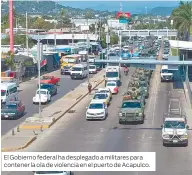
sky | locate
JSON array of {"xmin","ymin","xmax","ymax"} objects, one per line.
[{"xmin": 57, "ymin": 1, "xmax": 180, "ymax": 13}]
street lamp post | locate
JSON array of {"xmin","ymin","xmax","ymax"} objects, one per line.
[
  {"xmin": 119, "ymin": 30, "xmax": 122, "ymax": 66},
  {"xmin": 87, "ymin": 31, "xmax": 90, "ymax": 84},
  {"xmin": 36, "ymin": 31, "xmax": 42, "ymax": 119}
]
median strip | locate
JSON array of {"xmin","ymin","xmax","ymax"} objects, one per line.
[{"xmin": 1, "ymin": 70, "xmax": 105, "ymax": 152}]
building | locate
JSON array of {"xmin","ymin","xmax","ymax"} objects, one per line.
[
  {"xmin": 72, "ymin": 18, "xmax": 97, "ymax": 27},
  {"xmin": 107, "ymin": 19, "xmax": 127, "ymax": 29}
]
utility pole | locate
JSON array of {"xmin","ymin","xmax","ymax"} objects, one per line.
[
  {"xmin": 37, "ymin": 32, "xmax": 42, "ymax": 119},
  {"xmin": 54, "ymin": 3, "xmax": 57, "ymax": 49},
  {"xmin": 26, "ymin": 11, "xmax": 29, "ymax": 56},
  {"xmin": 87, "ymin": 28, "xmax": 90, "ymax": 83},
  {"xmin": 105, "ymin": 25, "xmax": 110, "ymax": 60},
  {"xmin": 119, "ymin": 30, "xmax": 122, "ymax": 66},
  {"xmin": 72, "ymin": 18, "xmax": 74, "ymax": 46}
]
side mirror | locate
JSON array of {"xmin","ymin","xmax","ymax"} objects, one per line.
[
  {"xmin": 186, "ymin": 125, "xmax": 189, "ymax": 129},
  {"xmin": 161, "ymin": 125, "xmax": 163, "ymax": 128}
]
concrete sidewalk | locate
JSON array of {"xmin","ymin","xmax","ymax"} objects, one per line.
[{"xmin": 1, "ymin": 70, "xmax": 105, "ymax": 152}]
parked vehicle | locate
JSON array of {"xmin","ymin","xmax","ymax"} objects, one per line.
[
  {"xmin": 40, "ymin": 75, "xmax": 60, "ymax": 85},
  {"xmin": 1, "ymin": 82, "xmax": 18, "ymax": 104},
  {"xmin": 33, "ymin": 89, "xmax": 51, "ymax": 104},
  {"xmin": 38, "ymin": 84, "xmax": 57, "ymax": 96},
  {"xmin": 1, "ymin": 101, "xmax": 25, "ymax": 119},
  {"xmin": 89, "ymin": 65, "xmax": 97, "ymax": 74}
]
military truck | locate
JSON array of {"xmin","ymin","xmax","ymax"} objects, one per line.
[
  {"xmin": 119, "ymin": 97, "xmax": 145, "ymax": 124},
  {"xmin": 128, "ymin": 81, "xmax": 149, "ymax": 99}
]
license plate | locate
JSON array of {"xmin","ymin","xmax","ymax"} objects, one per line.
[
  {"xmin": 4, "ymin": 115, "xmax": 8, "ymax": 118},
  {"xmin": 173, "ymin": 139, "xmax": 178, "ymax": 143}
]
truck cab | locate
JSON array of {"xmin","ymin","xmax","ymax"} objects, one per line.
[
  {"xmin": 160, "ymin": 65, "xmax": 174, "ymax": 82},
  {"xmin": 119, "ymin": 98, "xmax": 145, "ymax": 124},
  {"xmin": 161, "ymin": 118, "xmax": 189, "ymax": 146}
]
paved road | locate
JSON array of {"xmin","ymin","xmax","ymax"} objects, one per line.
[
  {"xmin": 2, "ymin": 67, "xmax": 192, "ymax": 175},
  {"xmin": 1, "ymin": 70, "xmax": 93, "ymax": 136}
]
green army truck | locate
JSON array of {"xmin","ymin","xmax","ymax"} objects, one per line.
[{"xmin": 119, "ymin": 98, "xmax": 145, "ymax": 124}]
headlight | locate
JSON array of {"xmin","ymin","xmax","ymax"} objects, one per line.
[
  {"xmin": 97, "ymin": 112, "xmax": 104, "ymax": 115},
  {"xmin": 180, "ymin": 134, "xmax": 188, "ymax": 139},
  {"xmin": 163, "ymin": 134, "xmax": 169, "ymax": 139},
  {"xmin": 119, "ymin": 113, "xmax": 122, "ymax": 116},
  {"xmin": 86, "ymin": 112, "xmax": 92, "ymax": 115}
]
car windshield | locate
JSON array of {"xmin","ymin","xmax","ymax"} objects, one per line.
[
  {"xmin": 93, "ymin": 94, "xmax": 108, "ymax": 99},
  {"xmin": 164, "ymin": 121, "xmax": 185, "ymax": 129},
  {"xmin": 162, "ymin": 69, "xmax": 172, "ymax": 73},
  {"xmin": 64, "ymin": 66, "xmax": 71, "ymax": 69},
  {"xmin": 5, "ymin": 104, "xmax": 17, "ymax": 109},
  {"xmin": 121, "ymin": 102, "xmax": 141, "ymax": 108},
  {"xmin": 98, "ymin": 90, "xmax": 109, "ymax": 93},
  {"xmin": 35, "ymin": 172, "xmax": 64, "ymax": 174},
  {"xmin": 107, "ymin": 83, "xmax": 116, "ymax": 86},
  {"xmin": 89, "ymin": 66, "xmax": 96, "ymax": 69},
  {"xmin": 37, "ymin": 91, "xmax": 47, "ymax": 95},
  {"xmin": 42, "ymin": 76, "xmax": 51, "ymax": 80},
  {"xmin": 71, "ymin": 67, "xmax": 82, "ymax": 71},
  {"xmin": 1, "ymin": 90, "xmax": 6, "ymax": 96},
  {"xmin": 106, "ymin": 72, "xmax": 118, "ymax": 77},
  {"xmin": 40, "ymin": 84, "xmax": 52, "ymax": 89},
  {"xmin": 89, "ymin": 103, "xmax": 104, "ymax": 109}
]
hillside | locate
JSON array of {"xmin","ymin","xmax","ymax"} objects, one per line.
[
  {"xmin": 1, "ymin": 0, "xmax": 116, "ymax": 17},
  {"xmin": 150, "ymin": 7, "xmax": 176, "ymax": 16}
]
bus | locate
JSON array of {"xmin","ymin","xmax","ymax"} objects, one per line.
[{"xmin": 60, "ymin": 54, "xmax": 82, "ymax": 75}]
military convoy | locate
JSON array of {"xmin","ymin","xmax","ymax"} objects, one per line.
[{"xmin": 119, "ymin": 68, "xmax": 152, "ymax": 124}]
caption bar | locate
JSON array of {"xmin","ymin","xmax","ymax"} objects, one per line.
[{"xmin": 2, "ymin": 152, "xmax": 156, "ymax": 171}]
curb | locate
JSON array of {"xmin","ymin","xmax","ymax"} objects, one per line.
[
  {"xmin": 1, "ymin": 136, "xmax": 37, "ymax": 152},
  {"xmin": 15, "ymin": 78, "xmax": 104, "ymax": 130},
  {"xmin": 1, "ymin": 78, "xmax": 104, "ymax": 151}
]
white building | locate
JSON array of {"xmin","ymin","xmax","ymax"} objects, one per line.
[
  {"xmin": 107, "ymin": 19, "xmax": 127, "ymax": 29},
  {"xmin": 72, "ymin": 19, "xmax": 97, "ymax": 27}
]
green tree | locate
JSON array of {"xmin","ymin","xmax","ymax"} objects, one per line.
[
  {"xmin": 31, "ymin": 17, "xmax": 54, "ymax": 29},
  {"xmin": 60, "ymin": 8, "xmax": 65, "ymax": 28},
  {"xmin": 171, "ymin": 1, "xmax": 192, "ymax": 40},
  {"xmin": 5, "ymin": 52, "xmax": 15, "ymax": 70},
  {"xmin": 1, "ymin": 34, "xmax": 35, "ymax": 48}
]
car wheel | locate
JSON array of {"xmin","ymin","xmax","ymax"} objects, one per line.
[
  {"xmin": 163, "ymin": 142, "xmax": 166, "ymax": 146},
  {"xmin": 119, "ymin": 121, "xmax": 123, "ymax": 124},
  {"xmin": 184, "ymin": 141, "xmax": 188, "ymax": 147}
]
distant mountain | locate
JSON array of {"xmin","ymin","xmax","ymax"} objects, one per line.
[
  {"xmin": 1, "ymin": 1, "xmax": 115, "ymax": 17},
  {"xmin": 149, "ymin": 7, "xmax": 176, "ymax": 16}
]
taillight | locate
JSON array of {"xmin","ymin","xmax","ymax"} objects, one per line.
[{"xmin": 114, "ymin": 87, "xmax": 118, "ymax": 92}]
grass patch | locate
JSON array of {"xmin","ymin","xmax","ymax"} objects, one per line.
[{"xmin": 171, "ymin": 48, "xmax": 180, "ymax": 56}]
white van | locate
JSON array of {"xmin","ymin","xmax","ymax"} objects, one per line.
[
  {"xmin": 160, "ymin": 65, "xmax": 174, "ymax": 82},
  {"xmin": 105, "ymin": 66, "xmax": 121, "ymax": 86},
  {"xmin": 1, "ymin": 82, "xmax": 18, "ymax": 104},
  {"xmin": 70, "ymin": 64, "xmax": 88, "ymax": 79}
]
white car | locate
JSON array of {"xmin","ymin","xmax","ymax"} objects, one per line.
[
  {"xmin": 106, "ymin": 81, "xmax": 119, "ymax": 94},
  {"xmin": 33, "ymin": 89, "xmax": 51, "ymax": 104},
  {"xmin": 89, "ymin": 65, "xmax": 97, "ymax": 74},
  {"xmin": 86, "ymin": 102, "xmax": 108, "ymax": 120},
  {"xmin": 97, "ymin": 88, "xmax": 112, "ymax": 100},
  {"xmin": 34, "ymin": 172, "xmax": 72, "ymax": 175}
]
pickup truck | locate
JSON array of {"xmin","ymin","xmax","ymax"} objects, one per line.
[
  {"xmin": 40, "ymin": 75, "xmax": 60, "ymax": 85},
  {"xmin": 119, "ymin": 99, "xmax": 145, "ymax": 124},
  {"xmin": 161, "ymin": 117, "xmax": 189, "ymax": 146}
]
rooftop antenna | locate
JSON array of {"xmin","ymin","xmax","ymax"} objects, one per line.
[{"xmin": 120, "ymin": 2, "xmax": 123, "ymax": 12}]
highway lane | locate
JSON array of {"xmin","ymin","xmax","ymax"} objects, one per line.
[{"xmin": 1, "ymin": 70, "xmax": 93, "ymax": 136}]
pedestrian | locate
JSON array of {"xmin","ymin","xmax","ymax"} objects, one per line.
[{"xmin": 88, "ymin": 83, "xmax": 92, "ymax": 94}]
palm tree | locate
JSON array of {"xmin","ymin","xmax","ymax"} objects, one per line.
[
  {"xmin": 5, "ymin": 52, "xmax": 15, "ymax": 70},
  {"xmin": 85, "ymin": 11, "xmax": 92, "ymax": 25},
  {"xmin": 171, "ymin": 1, "xmax": 192, "ymax": 41}
]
